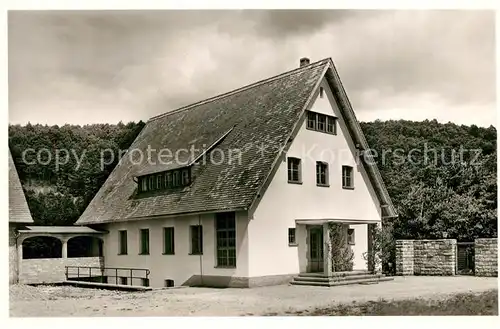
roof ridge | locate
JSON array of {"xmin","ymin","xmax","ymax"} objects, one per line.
[{"xmin": 148, "ymin": 57, "xmax": 331, "ymax": 122}]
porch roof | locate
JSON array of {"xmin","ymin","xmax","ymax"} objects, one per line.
[
  {"xmin": 295, "ymin": 218, "xmax": 380, "ymax": 225},
  {"xmin": 18, "ymin": 226, "xmax": 106, "ymax": 234}
]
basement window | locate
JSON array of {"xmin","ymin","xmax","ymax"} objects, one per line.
[{"xmin": 165, "ymin": 279, "xmax": 175, "ymax": 287}]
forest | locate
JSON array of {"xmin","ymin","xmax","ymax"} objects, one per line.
[{"xmin": 9, "ymin": 119, "xmax": 497, "ymax": 268}]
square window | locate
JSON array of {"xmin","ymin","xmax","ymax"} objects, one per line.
[
  {"xmin": 190, "ymin": 225, "xmax": 203, "ymax": 255},
  {"xmin": 139, "ymin": 228, "xmax": 150, "ymax": 255},
  {"xmin": 348, "ymin": 228, "xmax": 355, "ymax": 245},
  {"xmin": 287, "ymin": 157, "xmax": 301, "ymax": 183},
  {"xmin": 288, "ymin": 228, "xmax": 296, "ymax": 245},
  {"xmin": 316, "ymin": 162, "xmax": 329, "ymax": 186},
  {"xmin": 342, "ymin": 166, "xmax": 354, "ymax": 189},
  {"xmin": 119, "ymin": 277, "xmax": 128, "ymax": 285}
]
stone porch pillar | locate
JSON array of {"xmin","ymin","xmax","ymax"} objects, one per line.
[
  {"xmin": 62, "ymin": 239, "xmax": 68, "ymax": 258},
  {"xmin": 17, "ymin": 240, "xmax": 23, "ymax": 283},
  {"xmin": 323, "ymin": 222, "xmax": 333, "ymax": 277}
]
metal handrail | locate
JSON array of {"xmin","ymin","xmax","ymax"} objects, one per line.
[{"xmin": 65, "ymin": 266, "xmax": 150, "ymax": 286}]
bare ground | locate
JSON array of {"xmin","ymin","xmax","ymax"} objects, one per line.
[{"xmin": 9, "ymin": 276, "xmax": 498, "ymax": 317}]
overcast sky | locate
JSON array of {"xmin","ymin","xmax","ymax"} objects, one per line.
[{"xmin": 8, "ymin": 10, "xmax": 496, "ymax": 127}]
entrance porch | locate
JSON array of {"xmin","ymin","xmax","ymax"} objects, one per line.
[{"xmin": 291, "ymin": 219, "xmax": 392, "ymax": 286}]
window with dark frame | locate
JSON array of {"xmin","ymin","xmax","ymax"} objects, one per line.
[
  {"xmin": 163, "ymin": 227, "xmax": 175, "ymax": 255},
  {"xmin": 319, "ymin": 87, "xmax": 324, "ymax": 98},
  {"xmin": 287, "ymin": 157, "xmax": 301, "ymax": 183},
  {"xmin": 316, "ymin": 162, "xmax": 329, "ymax": 186},
  {"xmin": 216, "ymin": 212, "xmax": 236, "ymax": 268},
  {"xmin": 342, "ymin": 165, "xmax": 354, "ymax": 189},
  {"xmin": 139, "ymin": 228, "xmax": 150, "ymax": 255},
  {"xmin": 347, "ymin": 228, "xmax": 355, "ymax": 245},
  {"xmin": 119, "ymin": 277, "xmax": 128, "ymax": 285},
  {"xmin": 138, "ymin": 168, "xmax": 191, "ymax": 194},
  {"xmin": 190, "ymin": 225, "xmax": 203, "ymax": 255},
  {"xmin": 306, "ymin": 111, "xmax": 337, "ymax": 135},
  {"xmin": 288, "ymin": 228, "xmax": 296, "ymax": 245},
  {"xmin": 317, "ymin": 114, "xmax": 326, "ymax": 131},
  {"xmin": 118, "ymin": 230, "xmax": 127, "ymax": 255}
]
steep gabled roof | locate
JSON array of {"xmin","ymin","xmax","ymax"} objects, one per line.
[
  {"xmin": 9, "ymin": 150, "xmax": 34, "ymax": 224},
  {"xmin": 77, "ymin": 58, "xmax": 396, "ymax": 225}
]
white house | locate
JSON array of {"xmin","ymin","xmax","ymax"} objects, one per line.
[{"xmin": 76, "ymin": 57, "xmax": 397, "ymax": 288}]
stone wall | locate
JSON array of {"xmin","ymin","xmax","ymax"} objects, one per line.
[
  {"xmin": 396, "ymin": 239, "xmax": 456, "ymax": 276},
  {"xmin": 413, "ymin": 239, "xmax": 456, "ymax": 275},
  {"xmin": 395, "ymin": 240, "xmax": 414, "ymax": 275},
  {"xmin": 475, "ymin": 238, "xmax": 498, "ymax": 277},
  {"xmin": 19, "ymin": 257, "xmax": 104, "ymax": 284}
]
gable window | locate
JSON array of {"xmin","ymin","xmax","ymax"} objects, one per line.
[
  {"xmin": 163, "ymin": 227, "xmax": 175, "ymax": 255},
  {"xmin": 342, "ymin": 165, "xmax": 354, "ymax": 189},
  {"xmin": 326, "ymin": 116, "xmax": 336, "ymax": 134},
  {"xmin": 319, "ymin": 86, "xmax": 324, "ymax": 98},
  {"xmin": 288, "ymin": 228, "xmax": 296, "ymax": 246},
  {"xmin": 287, "ymin": 157, "xmax": 301, "ymax": 183},
  {"xmin": 316, "ymin": 161, "xmax": 329, "ymax": 186},
  {"xmin": 139, "ymin": 228, "xmax": 150, "ymax": 255},
  {"xmin": 190, "ymin": 225, "xmax": 203, "ymax": 255},
  {"xmin": 118, "ymin": 230, "xmax": 127, "ymax": 255},
  {"xmin": 306, "ymin": 111, "xmax": 337, "ymax": 135},
  {"xmin": 347, "ymin": 228, "xmax": 355, "ymax": 245},
  {"xmin": 307, "ymin": 111, "xmax": 316, "ymax": 129},
  {"xmin": 216, "ymin": 212, "xmax": 236, "ymax": 268}
]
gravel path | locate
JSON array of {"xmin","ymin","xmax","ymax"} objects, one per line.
[{"xmin": 10, "ymin": 276, "xmax": 498, "ymax": 316}]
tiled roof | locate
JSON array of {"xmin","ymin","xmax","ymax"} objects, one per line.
[
  {"xmin": 77, "ymin": 58, "xmax": 396, "ymax": 225},
  {"xmin": 9, "ymin": 150, "xmax": 34, "ymax": 224}
]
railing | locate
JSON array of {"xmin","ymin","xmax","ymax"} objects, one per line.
[{"xmin": 65, "ymin": 266, "xmax": 150, "ymax": 286}]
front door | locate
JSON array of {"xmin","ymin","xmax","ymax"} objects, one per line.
[{"xmin": 308, "ymin": 226, "xmax": 324, "ymax": 272}]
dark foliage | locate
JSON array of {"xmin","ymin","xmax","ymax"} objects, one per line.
[{"xmin": 8, "ymin": 119, "xmax": 497, "ymax": 263}]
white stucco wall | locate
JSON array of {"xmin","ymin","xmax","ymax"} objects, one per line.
[
  {"xmin": 102, "ymin": 211, "xmax": 249, "ymax": 288},
  {"xmin": 248, "ymin": 78, "xmax": 381, "ymax": 277}
]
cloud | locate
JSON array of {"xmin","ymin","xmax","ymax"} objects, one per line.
[{"xmin": 8, "ymin": 10, "xmax": 496, "ymax": 127}]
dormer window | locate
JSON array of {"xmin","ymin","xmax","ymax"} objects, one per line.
[{"xmin": 138, "ymin": 167, "xmax": 191, "ymax": 193}]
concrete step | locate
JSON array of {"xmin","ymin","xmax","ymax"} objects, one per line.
[
  {"xmin": 290, "ymin": 276, "xmax": 394, "ymax": 287},
  {"xmin": 297, "ymin": 270, "xmax": 371, "ymax": 278},
  {"xmin": 295, "ymin": 274, "xmax": 384, "ymax": 283}
]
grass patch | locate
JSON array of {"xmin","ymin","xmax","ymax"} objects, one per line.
[{"xmin": 290, "ymin": 290, "xmax": 498, "ymax": 316}]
